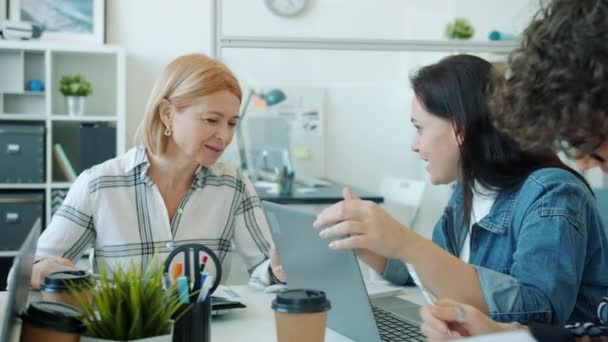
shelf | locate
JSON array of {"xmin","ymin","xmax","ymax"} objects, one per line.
[
  {"xmin": 219, "ymin": 36, "xmax": 519, "ymax": 53},
  {"xmin": 0, "ymin": 251, "xmax": 19, "ymax": 257},
  {"xmin": 51, "ymin": 182, "xmax": 73, "ymax": 189},
  {"xmin": 3, "ymin": 91, "xmax": 45, "ymax": 96},
  {"xmin": 0, "ymin": 114, "xmax": 46, "ymax": 121},
  {"xmin": 51, "ymin": 115, "xmax": 117, "ymax": 122},
  {"xmin": 0, "ymin": 40, "xmax": 124, "ymax": 54},
  {"xmin": 0, "ymin": 183, "xmax": 46, "ymax": 189},
  {"xmin": 3, "ymin": 92, "xmax": 45, "ymax": 115}
]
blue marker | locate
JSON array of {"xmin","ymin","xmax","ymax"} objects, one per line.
[{"xmin": 177, "ymin": 276, "xmax": 190, "ymax": 304}]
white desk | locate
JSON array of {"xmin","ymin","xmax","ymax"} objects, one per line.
[{"xmin": 0, "ymin": 286, "xmax": 426, "ymax": 341}]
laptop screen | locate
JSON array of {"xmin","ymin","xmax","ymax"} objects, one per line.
[
  {"xmin": 262, "ymin": 201, "xmax": 383, "ymax": 342},
  {"xmin": 0, "ymin": 218, "xmax": 41, "ymax": 342}
]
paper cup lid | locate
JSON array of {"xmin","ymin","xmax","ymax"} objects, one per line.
[
  {"xmin": 271, "ymin": 289, "xmax": 331, "ymax": 314},
  {"xmin": 21, "ymin": 301, "xmax": 85, "ymax": 333},
  {"xmin": 41, "ymin": 270, "xmax": 92, "ymax": 292}
]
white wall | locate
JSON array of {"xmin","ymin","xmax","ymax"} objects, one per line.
[
  {"xmin": 105, "ymin": 0, "xmax": 213, "ymax": 147},
  {"xmin": 220, "ymin": 0, "xmax": 538, "ymax": 202},
  {"xmin": 221, "ymin": 0, "xmax": 537, "ymax": 41}
]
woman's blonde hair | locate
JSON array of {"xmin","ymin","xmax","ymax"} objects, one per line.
[{"xmin": 135, "ymin": 53, "xmax": 242, "ymax": 154}]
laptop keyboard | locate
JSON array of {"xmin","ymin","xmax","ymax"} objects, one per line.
[{"xmin": 372, "ymin": 306, "xmax": 426, "ymax": 342}]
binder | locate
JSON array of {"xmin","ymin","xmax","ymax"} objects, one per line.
[
  {"xmin": 79, "ymin": 123, "xmax": 116, "ymax": 172},
  {"xmin": 53, "ymin": 144, "xmax": 77, "ymax": 181}
]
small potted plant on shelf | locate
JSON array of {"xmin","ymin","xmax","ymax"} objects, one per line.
[
  {"xmin": 59, "ymin": 74, "xmax": 92, "ymax": 116},
  {"xmin": 69, "ymin": 261, "xmax": 184, "ymax": 342},
  {"xmin": 445, "ymin": 18, "xmax": 475, "ymax": 40}
]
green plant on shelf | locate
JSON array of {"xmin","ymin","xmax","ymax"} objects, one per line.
[
  {"xmin": 59, "ymin": 75, "xmax": 93, "ymax": 97},
  {"xmin": 445, "ymin": 18, "xmax": 475, "ymax": 40}
]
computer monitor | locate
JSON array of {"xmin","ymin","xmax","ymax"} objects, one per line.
[{"xmin": 0, "ymin": 218, "xmax": 41, "ymax": 342}]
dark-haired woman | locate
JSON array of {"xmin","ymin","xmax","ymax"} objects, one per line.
[
  {"xmin": 419, "ymin": 0, "xmax": 608, "ymax": 340},
  {"xmin": 313, "ymin": 54, "xmax": 608, "ymax": 326}
]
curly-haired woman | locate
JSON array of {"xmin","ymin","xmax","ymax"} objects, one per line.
[{"xmin": 420, "ymin": 1, "xmax": 608, "ymax": 341}]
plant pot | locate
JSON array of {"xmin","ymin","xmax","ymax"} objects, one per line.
[
  {"xmin": 65, "ymin": 95, "xmax": 86, "ymax": 116},
  {"xmin": 79, "ymin": 322, "xmax": 173, "ymax": 342}
]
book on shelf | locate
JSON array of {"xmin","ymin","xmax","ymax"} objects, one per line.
[{"xmin": 53, "ymin": 144, "xmax": 77, "ymax": 181}]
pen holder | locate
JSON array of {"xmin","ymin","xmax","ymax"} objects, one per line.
[{"xmin": 172, "ymin": 297, "xmax": 212, "ymax": 342}]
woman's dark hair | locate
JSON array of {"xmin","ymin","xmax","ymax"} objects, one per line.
[
  {"xmin": 490, "ymin": 0, "xmax": 608, "ymax": 153},
  {"xmin": 411, "ymin": 54, "xmax": 584, "ymax": 225}
]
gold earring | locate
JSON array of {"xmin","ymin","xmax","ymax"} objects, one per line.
[{"xmin": 164, "ymin": 127, "xmax": 172, "ymax": 136}]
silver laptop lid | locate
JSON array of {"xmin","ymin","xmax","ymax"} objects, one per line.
[
  {"xmin": 0, "ymin": 218, "xmax": 41, "ymax": 342},
  {"xmin": 263, "ymin": 201, "xmax": 382, "ymax": 342}
]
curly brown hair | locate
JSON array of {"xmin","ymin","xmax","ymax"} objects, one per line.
[{"xmin": 490, "ymin": 0, "xmax": 608, "ymax": 154}]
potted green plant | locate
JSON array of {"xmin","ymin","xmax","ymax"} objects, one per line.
[
  {"xmin": 69, "ymin": 261, "xmax": 185, "ymax": 342},
  {"xmin": 59, "ymin": 74, "xmax": 92, "ymax": 116},
  {"xmin": 445, "ymin": 18, "xmax": 475, "ymax": 40}
]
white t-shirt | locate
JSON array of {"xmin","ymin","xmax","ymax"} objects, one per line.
[{"xmin": 459, "ymin": 184, "xmax": 496, "ymax": 263}]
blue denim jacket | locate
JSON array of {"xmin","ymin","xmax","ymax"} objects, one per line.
[{"xmin": 383, "ymin": 168, "xmax": 608, "ymax": 325}]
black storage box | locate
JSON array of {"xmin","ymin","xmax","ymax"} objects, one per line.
[
  {"xmin": 0, "ymin": 192, "xmax": 44, "ymax": 250},
  {"xmin": 0, "ymin": 124, "xmax": 45, "ymax": 183},
  {"xmin": 79, "ymin": 123, "xmax": 116, "ymax": 172}
]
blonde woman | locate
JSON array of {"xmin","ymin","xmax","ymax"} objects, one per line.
[{"xmin": 31, "ymin": 54, "xmax": 285, "ymax": 288}]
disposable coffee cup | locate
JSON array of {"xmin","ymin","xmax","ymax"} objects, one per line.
[
  {"xmin": 271, "ymin": 289, "xmax": 331, "ymax": 342},
  {"xmin": 20, "ymin": 301, "xmax": 85, "ymax": 342},
  {"xmin": 41, "ymin": 270, "xmax": 93, "ymax": 309}
]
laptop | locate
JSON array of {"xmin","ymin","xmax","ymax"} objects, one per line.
[
  {"xmin": 0, "ymin": 218, "xmax": 41, "ymax": 342},
  {"xmin": 263, "ymin": 202, "xmax": 425, "ymax": 342}
]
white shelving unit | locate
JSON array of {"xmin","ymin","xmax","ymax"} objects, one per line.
[{"xmin": 0, "ymin": 40, "xmax": 126, "ymax": 229}]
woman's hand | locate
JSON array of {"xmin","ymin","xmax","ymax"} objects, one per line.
[
  {"xmin": 31, "ymin": 257, "xmax": 77, "ymax": 289},
  {"xmin": 419, "ymin": 299, "xmax": 520, "ymax": 341},
  {"xmin": 313, "ymin": 188, "xmax": 416, "ymax": 261},
  {"xmin": 270, "ymin": 247, "xmax": 286, "ymax": 283}
]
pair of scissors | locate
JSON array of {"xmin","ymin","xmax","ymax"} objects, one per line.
[{"xmin": 163, "ymin": 243, "xmax": 222, "ymax": 295}]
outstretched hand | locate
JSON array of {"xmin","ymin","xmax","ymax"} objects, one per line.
[{"xmin": 313, "ymin": 187, "xmax": 414, "ymax": 261}]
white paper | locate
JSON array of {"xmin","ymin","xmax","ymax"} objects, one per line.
[
  {"xmin": 455, "ymin": 330, "xmax": 537, "ymax": 342},
  {"xmin": 365, "ymin": 280, "xmax": 405, "ymax": 298}
]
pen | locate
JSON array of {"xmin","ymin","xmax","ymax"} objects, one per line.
[
  {"xmin": 198, "ymin": 272, "xmax": 208, "ymax": 292},
  {"xmin": 200, "ymin": 255, "xmax": 208, "ymax": 274},
  {"xmin": 405, "ymin": 263, "xmax": 437, "ymax": 304},
  {"xmin": 162, "ymin": 273, "xmax": 172, "ymax": 291},
  {"xmin": 172, "ymin": 262, "xmax": 183, "ymax": 286},
  {"xmin": 197, "ymin": 274, "xmax": 213, "ymax": 303}
]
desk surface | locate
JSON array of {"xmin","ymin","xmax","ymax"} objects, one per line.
[
  {"xmin": 256, "ymin": 179, "xmax": 384, "ymax": 205},
  {"xmin": 0, "ymin": 285, "xmax": 425, "ymax": 342}
]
